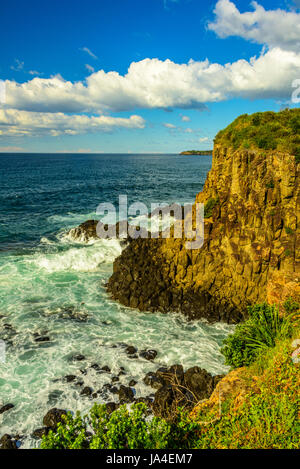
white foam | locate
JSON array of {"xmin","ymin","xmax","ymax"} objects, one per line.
[{"xmin": 33, "ymin": 240, "xmax": 122, "ymax": 272}]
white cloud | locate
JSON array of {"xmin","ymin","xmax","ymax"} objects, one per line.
[
  {"xmin": 208, "ymin": 0, "xmax": 300, "ymax": 51},
  {"xmin": 0, "ymin": 109, "xmax": 145, "ymax": 137},
  {"xmin": 4, "ymin": 47, "xmax": 300, "ymax": 115},
  {"xmin": 80, "ymin": 47, "xmax": 98, "ymax": 59},
  {"xmin": 181, "ymin": 115, "xmax": 190, "ymax": 122},
  {"xmin": 199, "ymin": 137, "xmax": 209, "ymax": 143},
  {"xmin": 85, "ymin": 64, "xmax": 95, "ymax": 73},
  {"xmin": 164, "ymin": 123, "xmax": 177, "ymax": 129}
]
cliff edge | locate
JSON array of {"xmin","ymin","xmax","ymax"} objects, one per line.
[{"xmin": 107, "ymin": 110, "xmax": 300, "ymax": 323}]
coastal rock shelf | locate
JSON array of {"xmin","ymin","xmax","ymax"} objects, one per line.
[{"xmin": 107, "ymin": 111, "xmax": 300, "ymax": 323}]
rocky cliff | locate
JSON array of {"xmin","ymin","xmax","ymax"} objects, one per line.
[{"xmin": 107, "ymin": 110, "xmax": 300, "ymax": 323}]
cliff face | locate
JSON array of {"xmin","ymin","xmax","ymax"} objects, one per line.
[{"xmin": 108, "ymin": 117, "xmax": 299, "ymax": 323}]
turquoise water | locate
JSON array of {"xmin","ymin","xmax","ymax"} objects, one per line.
[{"xmin": 0, "ymin": 153, "xmax": 233, "ymax": 448}]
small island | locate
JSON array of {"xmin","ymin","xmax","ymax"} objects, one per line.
[{"xmin": 180, "ymin": 150, "xmax": 213, "ymax": 155}]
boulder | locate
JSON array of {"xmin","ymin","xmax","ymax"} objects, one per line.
[{"xmin": 43, "ymin": 408, "xmax": 67, "ymax": 430}]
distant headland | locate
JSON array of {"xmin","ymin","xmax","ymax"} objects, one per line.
[{"xmin": 180, "ymin": 150, "xmax": 213, "ymax": 155}]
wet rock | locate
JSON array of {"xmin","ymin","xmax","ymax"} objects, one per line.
[
  {"xmin": 32, "ymin": 427, "xmax": 50, "ymax": 440},
  {"xmin": 71, "ymin": 354, "xmax": 86, "ymax": 361},
  {"xmin": 0, "ymin": 434, "xmax": 17, "ymax": 450},
  {"xmin": 110, "ymin": 386, "xmax": 119, "ymax": 395},
  {"xmin": 129, "ymin": 379, "xmax": 137, "ymax": 387},
  {"xmin": 139, "ymin": 349, "xmax": 157, "ymax": 360},
  {"xmin": 111, "ymin": 376, "xmax": 119, "ymax": 383},
  {"xmin": 157, "ymin": 364, "xmax": 184, "ymax": 385},
  {"xmin": 90, "ymin": 363, "xmax": 101, "ymax": 372},
  {"xmin": 118, "ymin": 385, "xmax": 135, "ymax": 403},
  {"xmin": 101, "ymin": 365, "xmax": 111, "ymax": 372},
  {"xmin": 64, "ymin": 375, "xmax": 77, "ymax": 383},
  {"xmin": 34, "ymin": 336, "xmax": 50, "ymax": 343},
  {"xmin": 75, "ymin": 380, "xmax": 84, "ymax": 387},
  {"xmin": 152, "ymin": 385, "xmax": 175, "ymax": 419},
  {"xmin": 125, "ymin": 345, "xmax": 137, "ymax": 355},
  {"xmin": 143, "ymin": 372, "xmax": 165, "ymax": 390},
  {"xmin": 0, "ymin": 404, "xmax": 14, "ymax": 415},
  {"xmin": 80, "ymin": 386, "xmax": 93, "ymax": 397},
  {"xmin": 43, "ymin": 408, "xmax": 67, "ymax": 430},
  {"xmin": 118, "ymin": 370, "xmax": 126, "ymax": 377}
]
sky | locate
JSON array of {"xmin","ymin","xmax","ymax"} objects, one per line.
[{"xmin": 0, "ymin": 0, "xmax": 300, "ymax": 153}]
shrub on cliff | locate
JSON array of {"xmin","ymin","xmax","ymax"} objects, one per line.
[
  {"xmin": 214, "ymin": 108, "xmax": 300, "ymax": 157},
  {"xmin": 221, "ymin": 302, "xmax": 299, "ymax": 369}
]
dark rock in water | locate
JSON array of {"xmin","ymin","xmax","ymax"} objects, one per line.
[
  {"xmin": 64, "ymin": 375, "xmax": 77, "ymax": 383},
  {"xmin": 75, "ymin": 380, "xmax": 84, "ymax": 387},
  {"xmin": 43, "ymin": 408, "xmax": 67, "ymax": 430},
  {"xmin": 32, "ymin": 427, "xmax": 50, "ymax": 440},
  {"xmin": 48, "ymin": 390, "xmax": 64, "ymax": 404},
  {"xmin": 129, "ymin": 379, "xmax": 137, "ymax": 387},
  {"xmin": 101, "ymin": 365, "xmax": 111, "ymax": 372},
  {"xmin": 139, "ymin": 349, "xmax": 157, "ymax": 360},
  {"xmin": 71, "ymin": 354, "xmax": 86, "ymax": 361},
  {"xmin": 90, "ymin": 363, "xmax": 101, "ymax": 372},
  {"xmin": 118, "ymin": 370, "xmax": 126, "ymax": 377},
  {"xmin": 80, "ymin": 368, "xmax": 87, "ymax": 375},
  {"xmin": 0, "ymin": 404, "xmax": 14, "ymax": 415},
  {"xmin": 67, "ymin": 219, "xmax": 149, "ymax": 243},
  {"xmin": 34, "ymin": 336, "xmax": 50, "ymax": 343},
  {"xmin": 67, "ymin": 220, "xmax": 99, "ymax": 242},
  {"xmin": 143, "ymin": 372, "xmax": 165, "ymax": 390},
  {"xmin": 125, "ymin": 345, "xmax": 137, "ymax": 355},
  {"xmin": 118, "ymin": 385, "xmax": 134, "ymax": 403},
  {"xmin": 0, "ymin": 434, "xmax": 17, "ymax": 450},
  {"xmin": 80, "ymin": 386, "xmax": 93, "ymax": 397},
  {"xmin": 110, "ymin": 386, "xmax": 119, "ymax": 395},
  {"xmin": 111, "ymin": 376, "xmax": 119, "ymax": 383}
]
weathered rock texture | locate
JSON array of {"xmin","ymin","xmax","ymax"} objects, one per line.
[{"xmin": 107, "ymin": 140, "xmax": 299, "ymax": 322}]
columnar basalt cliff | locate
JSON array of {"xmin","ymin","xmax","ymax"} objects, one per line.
[{"xmin": 107, "ymin": 111, "xmax": 300, "ymax": 323}]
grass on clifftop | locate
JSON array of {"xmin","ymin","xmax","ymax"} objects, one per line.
[{"xmin": 214, "ymin": 108, "xmax": 300, "ymax": 162}]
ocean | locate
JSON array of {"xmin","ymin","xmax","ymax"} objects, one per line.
[{"xmin": 0, "ymin": 152, "xmax": 233, "ymax": 448}]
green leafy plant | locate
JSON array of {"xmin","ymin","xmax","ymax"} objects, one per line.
[
  {"xmin": 204, "ymin": 197, "xmax": 219, "ymax": 218},
  {"xmin": 221, "ymin": 303, "xmax": 297, "ymax": 368}
]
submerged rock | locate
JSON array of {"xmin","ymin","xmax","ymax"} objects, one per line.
[
  {"xmin": 139, "ymin": 349, "xmax": 157, "ymax": 360},
  {"xmin": 0, "ymin": 404, "xmax": 14, "ymax": 415}
]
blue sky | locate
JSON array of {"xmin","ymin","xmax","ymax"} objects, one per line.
[{"xmin": 0, "ymin": 0, "xmax": 299, "ymax": 153}]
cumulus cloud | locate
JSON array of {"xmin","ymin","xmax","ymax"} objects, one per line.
[
  {"xmin": 4, "ymin": 47, "xmax": 300, "ymax": 115},
  {"xmin": 181, "ymin": 115, "xmax": 190, "ymax": 122},
  {"xmin": 208, "ymin": 0, "xmax": 300, "ymax": 51},
  {"xmin": 0, "ymin": 109, "xmax": 145, "ymax": 137}
]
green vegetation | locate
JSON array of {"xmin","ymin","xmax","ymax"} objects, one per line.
[
  {"xmin": 285, "ymin": 226, "xmax": 294, "ymax": 235},
  {"xmin": 180, "ymin": 150, "xmax": 213, "ymax": 155},
  {"xmin": 221, "ymin": 302, "xmax": 299, "ymax": 369},
  {"xmin": 41, "ymin": 301, "xmax": 300, "ymax": 450},
  {"xmin": 204, "ymin": 197, "xmax": 219, "ymax": 218},
  {"xmin": 214, "ymin": 109, "xmax": 300, "ymax": 162}
]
